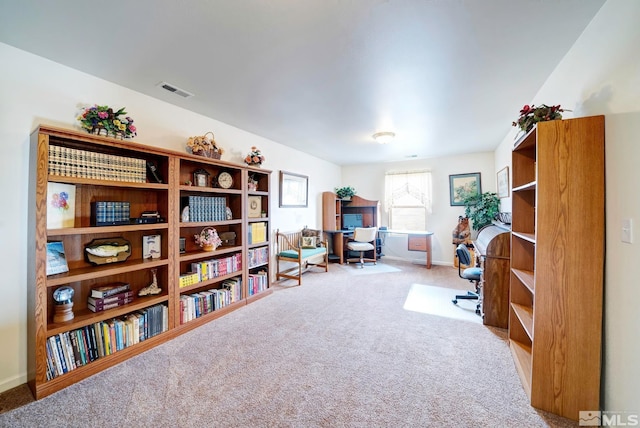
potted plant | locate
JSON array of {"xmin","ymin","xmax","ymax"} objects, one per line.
[
  {"xmin": 335, "ymin": 186, "xmax": 356, "ymax": 200},
  {"xmin": 512, "ymin": 104, "xmax": 570, "ymax": 138},
  {"xmin": 462, "ymin": 192, "xmax": 500, "ymax": 231}
]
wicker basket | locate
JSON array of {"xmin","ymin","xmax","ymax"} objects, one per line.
[{"xmin": 188, "ymin": 132, "xmax": 222, "ymax": 159}]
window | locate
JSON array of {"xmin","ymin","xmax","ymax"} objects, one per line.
[{"xmin": 384, "ymin": 170, "xmax": 432, "ymax": 230}]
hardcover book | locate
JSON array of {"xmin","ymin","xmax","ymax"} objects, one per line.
[
  {"xmin": 46, "ymin": 241, "xmax": 69, "ymax": 276},
  {"xmin": 87, "ymin": 291, "xmax": 134, "ymax": 306},
  {"xmin": 88, "ymin": 297, "xmax": 134, "ymax": 313},
  {"xmin": 90, "ymin": 282, "xmax": 131, "ymax": 299}
]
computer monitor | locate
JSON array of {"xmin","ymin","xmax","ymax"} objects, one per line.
[{"xmin": 342, "ymin": 213, "xmax": 363, "ymax": 230}]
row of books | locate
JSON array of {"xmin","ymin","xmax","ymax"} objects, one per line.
[
  {"xmin": 248, "ymin": 222, "xmax": 267, "ymax": 244},
  {"xmin": 45, "ymin": 304, "xmax": 168, "ymax": 380},
  {"xmin": 48, "ymin": 145, "xmax": 147, "ymax": 183},
  {"xmin": 91, "ymin": 201, "xmax": 131, "ymax": 226},
  {"xmin": 182, "ymin": 195, "xmax": 227, "ymax": 222},
  {"xmin": 179, "ymin": 253, "xmax": 242, "ymax": 288},
  {"xmin": 179, "ymin": 278, "xmax": 242, "ymax": 324},
  {"xmin": 248, "ymin": 246, "xmax": 269, "ymax": 268},
  {"xmin": 248, "ymin": 271, "xmax": 268, "ymax": 296}
]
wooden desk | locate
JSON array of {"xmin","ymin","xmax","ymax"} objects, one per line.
[
  {"xmin": 323, "ymin": 230, "xmax": 353, "ymax": 264},
  {"xmin": 379, "ymin": 230, "xmax": 433, "ymax": 269},
  {"xmin": 473, "ymin": 225, "xmax": 510, "ymax": 328}
]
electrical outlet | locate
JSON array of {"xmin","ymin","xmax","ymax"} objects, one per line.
[{"xmin": 621, "ymin": 218, "xmax": 633, "ymax": 243}]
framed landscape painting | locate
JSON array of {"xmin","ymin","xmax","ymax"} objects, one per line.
[{"xmin": 449, "ymin": 173, "xmax": 481, "ymax": 206}]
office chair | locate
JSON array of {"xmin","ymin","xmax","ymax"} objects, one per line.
[
  {"xmin": 345, "ymin": 227, "xmax": 378, "ymax": 268},
  {"xmin": 452, "ymin": 243, "xmax": 482, "ymax": 315}
]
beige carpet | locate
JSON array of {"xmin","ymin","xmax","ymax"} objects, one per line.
[{"xmin": 0, "ymin": 259, "xmax": 575, "ymax": 427}]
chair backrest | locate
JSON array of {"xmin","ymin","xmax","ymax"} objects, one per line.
[
  {"xmin": 353, "ymin": 227, "xmax": 377, "ymax": 243},
  {"xmin": 456, "ymin": 243, "xmax": 472, "ymax": 266}
]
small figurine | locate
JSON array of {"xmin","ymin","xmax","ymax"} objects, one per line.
[{"xmin": 138, "ymin": 268, "xmax": 162, "ymax": 296}]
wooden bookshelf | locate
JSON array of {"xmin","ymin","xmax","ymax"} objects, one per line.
[
  {"xmin": 28, "ymin": 125, "xmax": 272, "ymax": 399},
  {"xmin": 509, "ymin": 116, "xmax": 604, "ymax": 420}
]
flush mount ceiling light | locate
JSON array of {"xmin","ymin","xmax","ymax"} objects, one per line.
[{"xmin": 372, "ymin": 131, "xmax": 395, "ymax": 144}]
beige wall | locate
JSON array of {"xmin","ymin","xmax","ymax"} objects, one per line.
[
  {"xmin": 0, "ymin": 41, "xmax": 340, "ymax": 391},
  {"xmin": 493, "ymin": 0, "xmax": 640, "ymax": 413}
]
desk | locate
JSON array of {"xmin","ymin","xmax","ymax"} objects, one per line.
[
  {"xmin": 378, "ymin": 230, "xmax": 433, "ymax": 269},
  {"xmin": 323, "ymin": 230, "xmax": 353, "ymax": 264}
]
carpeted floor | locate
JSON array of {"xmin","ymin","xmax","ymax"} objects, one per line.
[{"xmin": 0, "ymin": 258, "xmax": 576, "ymax": 427}]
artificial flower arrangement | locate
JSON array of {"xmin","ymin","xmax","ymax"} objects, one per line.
[
  {"xmin": 244, "ymin": 146, "xmax": 265, "ymax": 166},
  {"xmin": 194, "ymin": 227, "xmax": 222, "ymax": 251},
  {"xmin": 248, "ymin": 173, "xmax": 258, "ymax": 191},
  {"xmin": 77, "ymin": 105, "xmax": 137, "ymax": 138},
  {"xmin": 512, "ymin": 104, "xmax": 570, "ymax": 136},
  {"xmin": 186, "ymin": 131, "xmax": 223, "ymax": 159}
]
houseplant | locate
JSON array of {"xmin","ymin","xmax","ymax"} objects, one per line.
[
  {"xmin": 77, "ymin": 104, "xmax": 137, "ymax": 138},
  {"xmin": 512, "ymin": 104, "xmax": 570, "ymax": 137},
  {"xmin": 335, "ymin": 186, "xmax": 356, "ymax": 200},
  {"xmin": 462, "ymin": 192, "xmax": 500, "ymax": 231},
  {"xmin": 194, "ymin": 227, "xmax": 222, "ymax": 251}
]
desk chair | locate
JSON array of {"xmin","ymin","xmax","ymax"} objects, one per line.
[
  {"xmin": 452, "ymin": 243, "xmax": 482, "ymax": 315},
  {"xmin": 345, "ymin": 227, "xmax": 378, "ymax": 268}
]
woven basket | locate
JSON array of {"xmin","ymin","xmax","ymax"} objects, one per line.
[{"xmin": 188, "ymin": 132, "xmax": 222, "ymax": 159}]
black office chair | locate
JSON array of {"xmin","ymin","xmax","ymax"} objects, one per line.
[{"xmin": 452, "ymin": 243, "xmax": 482, "ymax": 315}]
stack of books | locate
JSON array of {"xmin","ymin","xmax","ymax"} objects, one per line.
[{"xmin": 88, "ymin": 283, "xmax": 133, "ymax": 313}]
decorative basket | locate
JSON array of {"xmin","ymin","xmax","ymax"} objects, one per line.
[
  {"xmin": 194, "ymin": 226, "xmax": 222, "ymax": 251},
  {"xmin": 187, "ymin": 132, "xmax": 222, "ymax": 159}
]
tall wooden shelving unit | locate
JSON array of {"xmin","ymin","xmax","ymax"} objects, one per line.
[
  {"xmin": 509, "ymin": 116, "xmax": 604, "ymax": 421},
  {"xmin": 28, "ymin": 125, "xmax": 272, "ymax": 399}
]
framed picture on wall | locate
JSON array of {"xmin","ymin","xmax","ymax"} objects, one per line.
[
  {"xmin": 497, "ymin": 166, "xmax": 509, "ymax": 198},
  {"xmin": 449, "ymin": 172, "xmax": 481, "ymax": 206},
  {"xmin": 279, "ymin": 171, "xmax": 308, "ymax": 207}
]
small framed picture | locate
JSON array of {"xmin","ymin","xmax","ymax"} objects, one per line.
[
  {"xmin": 142, "ymin": 234, "xmax": 161, "ymax": 259},
  {"xmin": 497, "ymin": 166, "xmax": 510, "ymax": 198},
  {"xmin": 193, "ymin": 168, "xmax": 210, "ymax": 187},
  {"xmin": 248, "ymin": 196, "xmax": 262, "ymax": 218}
]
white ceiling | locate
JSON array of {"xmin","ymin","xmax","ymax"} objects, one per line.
[{"xmin": 0, "ymin": 0, "xmax": 605, "ymax": 165}]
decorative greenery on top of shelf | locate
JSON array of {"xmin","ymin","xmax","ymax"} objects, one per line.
[
  {"xmin": 512, "ymin": 103, "xmax": 570, "ymax": 138},
  {"xmin": 335, "ymin": 186, "xmax": 356, "ymax": 199},
  {"xmin": 462, "ymin": 192, "xmax": 500, "ymax": 231},
  {"xmin": 77, "ymin": 104, "xmax": 137, "ymax": 138}
]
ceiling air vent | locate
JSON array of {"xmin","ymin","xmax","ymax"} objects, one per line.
[{"xmin": 157, "ymin": 81, "xmax": 194, "ymax": 99}]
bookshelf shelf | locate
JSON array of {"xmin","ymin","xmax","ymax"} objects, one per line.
[{"xmin": 28, "ymin": 125, "xmax": 272, "ymax": 399}]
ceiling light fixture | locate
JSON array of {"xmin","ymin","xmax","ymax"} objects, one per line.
[{"xmin": 372, "ymin": 131, "xmax": 395, "ymax": 144}]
